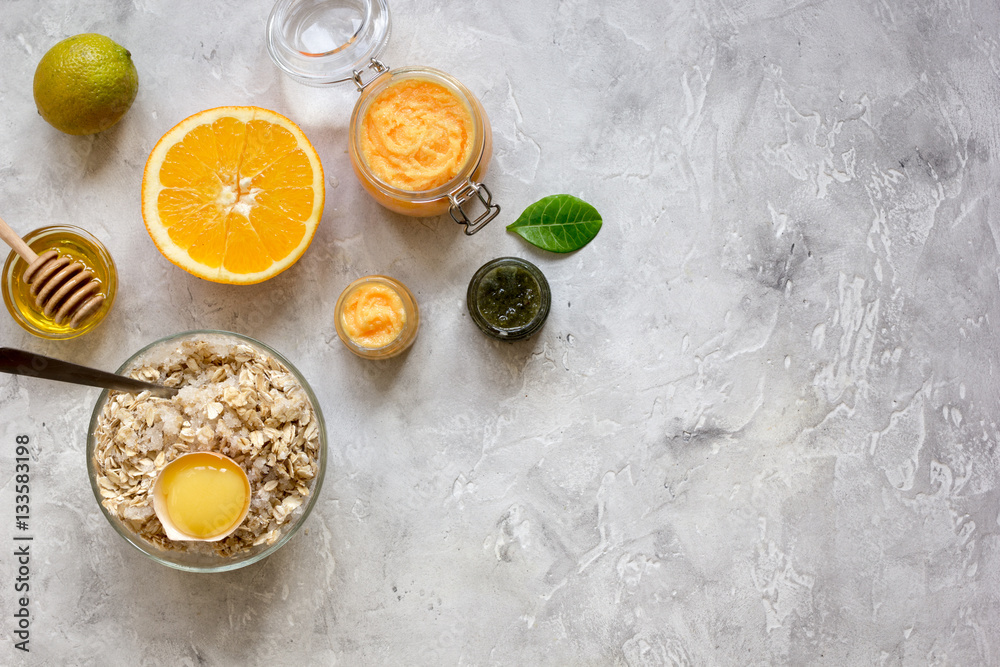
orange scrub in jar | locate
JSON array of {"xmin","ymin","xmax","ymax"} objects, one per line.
[
  {"xmin": 340, "ymin": 282, "xmax": 406, "ymax": 347},
  {"xmin": 359, "ymin": 78, "xmax": 475, "ymax": 192},
  {"xmin": 334, "ymin": 275, "xmax": 420, "ymax": 359},
  {"xmin": 266, "ymin": 1, "xmax": 499, "ymax": 232}
]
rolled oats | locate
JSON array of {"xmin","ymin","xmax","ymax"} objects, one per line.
[{"xmin": 92, "ymin": 336, "xmax": 321, "ymax": 558}]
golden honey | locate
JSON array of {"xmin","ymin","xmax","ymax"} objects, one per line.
[{"xmin": 2, "ymin": 225, "xmax": 117, "ymax": 339}]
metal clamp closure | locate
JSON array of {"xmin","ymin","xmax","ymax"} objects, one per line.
[
  {"xmin": 449, "ymin": 181, "xmax": 500, "ymax": 235},
  {"xmin": 352, "ymin": 58, "xmax": 388, "ymax": 91}
]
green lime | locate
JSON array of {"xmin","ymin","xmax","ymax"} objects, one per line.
[{"xmin": 33, "ymin": 33, "xmax": 138, "ymax": 136}]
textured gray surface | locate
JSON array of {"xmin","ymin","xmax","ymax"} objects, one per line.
[{"xmin": 2, "ymin": 0, "xmax": 1000, "ymax": 664}]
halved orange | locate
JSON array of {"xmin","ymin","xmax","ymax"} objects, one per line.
[{"xmin": 141, "ymin": 106, "xmax": 324, "ymax": 284}]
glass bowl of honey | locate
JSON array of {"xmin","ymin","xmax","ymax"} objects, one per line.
[
  {"xmin": 2, "ymin": 225, "xmax": 117, "ymax": 339},
  {"xmin": 86, "ymin": 330, "xmax": 327, "ymax": 572}
]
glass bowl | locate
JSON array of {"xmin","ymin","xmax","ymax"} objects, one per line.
[
  {"xmin": 86, "ymin": 330, "xmax": 327, "ymax": 573},
  {"xmin": 2, "ymin": 225, "xmax": 117, "ymax": 339}
]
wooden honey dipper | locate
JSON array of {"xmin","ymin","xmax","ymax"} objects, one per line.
[{"xmin": 0, "ymin": 214, "xmax": 105, "ymax": 328}]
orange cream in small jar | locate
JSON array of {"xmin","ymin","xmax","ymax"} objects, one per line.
[{"xmin": 334, "ymin": 275, "xmax": 419, "ymax": 359}]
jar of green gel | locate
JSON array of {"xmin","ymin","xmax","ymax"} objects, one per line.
[{"xmin": 467, "ymin": 257, "xmax": 550, "ymax": 341}]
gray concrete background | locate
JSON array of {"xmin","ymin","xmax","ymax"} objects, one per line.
[{"xmin": 1, "ymin": 0, "xmax": 999, "ymax": 664}]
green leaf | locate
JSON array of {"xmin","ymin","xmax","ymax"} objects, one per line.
[{"xmin": 506, "ymin": 194, "xmax": 602, "ymax": 253}]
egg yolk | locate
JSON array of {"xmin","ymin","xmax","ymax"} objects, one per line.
[{"xmin": 159, "ymin": 453, "xmax": 249, "ymax": 539}]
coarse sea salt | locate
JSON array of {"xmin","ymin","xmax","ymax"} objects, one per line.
[{"xmin": 92, "ymin": 335, "xmax": 320, "ymax": 558}]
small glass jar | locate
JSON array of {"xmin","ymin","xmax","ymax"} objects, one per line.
[
  {"xmin": 334, "ymin": 275, "xmax": 419, "ymax": 359},
  {"xmin": 266, "ymin": 0, "xmax": 499, "ymax": 234},
  {"xmin": 467, "ymin": 257, "xmax": 550, "ymax": 341},
  {"xmin": 2, "ymin": 225, "xmax": 117, "ymax": 339}
]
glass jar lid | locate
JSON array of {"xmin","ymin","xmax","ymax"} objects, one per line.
[{"xmin": 266, "ymin": 0, "xmax": 391, "ymax": 86}]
